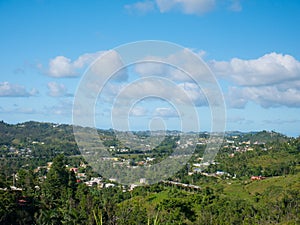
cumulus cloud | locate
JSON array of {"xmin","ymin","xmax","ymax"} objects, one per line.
[
  {"xmin": 129, "ymin": 106, "xmax": 148, "ymax": 117},
  {"xmin": 178, "ymin": 82, "xmax": 208, "ymax": 106},
  {"xmin": 156, "ymin": 0, "xmax": 215, "ymax": 15},
  {"xmin": 0, "ymin": 82, "xmax": 38, "ymax": 97},
  {"xmin": 48, "ymin": 56, "xmax": 76, "ymax": 77},
  {"xmin": 226, "ymin": 87, "xmax": 248, "ymax": 108},
  {"xmin": 44, "ymin": 51, "xmax": 103, "ymax": 77},
  {"xmin": 89, "ymin": 50, "xmax": 128, "ymax": 82},
  {"xmin": 227, "ymin": 86, "xmax": 300, "ymax": 108},
  {"xmin": 100, "ymin": 79, "xmax": 209, "ymax": 114},
  {"xmin": 42, "ymin": 50, "xmax": 128, "ymax": 81},
  {"xmin": 212, "ymin": 52, "xmax": 300, "ymax": 108},
  {"xmin": 125, "ymin": 0, "xmax": 155, "ymax": 14},
  {"xmin": 125, "ymin": 0, "xmax": 241, "ymax": 15},
  {"xmin": 61, "ymin": 48, "xmax": 300, "ymax": 109},
  {"xmin": 211, "ymin": 52, "xmax": 300, "ymax": 86},
  {"xmin": 154, "ymin": 107, "xmax": 178, "ymax": 117},
  {"xmin": 110, "ymin": 78, "xmax": 198, "ymax": 108},
  {"xmin": 47, "ymin": 82, "xmax": 71, "ymax": 97},
  {"xmin": 134, "ymin": 48, "xmax": 210, "ymax": 82},
  {"xmin": 228, "ymin": 0, "xmax": 242, "ymax": 12}
]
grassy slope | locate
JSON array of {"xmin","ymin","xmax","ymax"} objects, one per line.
[
  {"xmin": 220, "ymin": 172, "xmax": 300, "ymax": 204},
  {"xmin": 123, "ymin": 171, "xmax": 300, "ymax": 208},
  {"xmin": 245, "ymin": 172, "xmax": 300, "ymax": 194}
]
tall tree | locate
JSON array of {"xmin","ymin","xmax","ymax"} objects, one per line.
[{"xmin": 42, "ymin": 154, "xmax": 69, "ymax": 206}]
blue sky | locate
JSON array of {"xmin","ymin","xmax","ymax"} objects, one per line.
[{"xmin": 1, "ymin": 0, "xmax": 300, "ymax": 136}]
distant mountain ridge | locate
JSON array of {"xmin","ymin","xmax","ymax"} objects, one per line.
[
  {"xmin": 225, "ymin": 130, "xmax": 290, "ymax": 143},
  {"xmin": 0, "ymin": 120, "xmax": 293, "ymax": 159},
  {"xmin": 0, "ymin": 120, "xmax": 292, "ymax": 145}
]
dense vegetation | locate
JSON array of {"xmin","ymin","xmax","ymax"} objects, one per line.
[{"xmin": 0, "ymin": 121, "xmax": 299, "ymax": 224}]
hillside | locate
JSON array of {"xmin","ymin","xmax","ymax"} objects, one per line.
[{"xmin": 0, "ymin": 121, "xmax": 299, "ymax": 224}]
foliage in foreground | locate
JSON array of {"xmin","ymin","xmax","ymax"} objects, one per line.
[{"xmin": 0, "ymin": 153, "xmax": 299, "ymax": 225}]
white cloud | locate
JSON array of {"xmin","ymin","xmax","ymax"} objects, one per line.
[
  {"xmin": 129, "ymin": 106, "xmax": 148, "ymax": 116},
  {"xmin": 277, "ymin": 79, "xmax": 300, "ymax": 90},
  {"xmin": 47, "ymin": 82, "xmax": 70, "ymax": 97},
  {"xmin": 226, "ymin": 87, "xmax": 248, "ymax": 108},
  {"xmin": 156, "ymin": 0, "xmax": 215, "ymax": 15},
  {"xmin": 73, "ymin": 52, "xmax": 103, "ymax": 68},
  {"xmin": 125, "ymin": 0, "xmax": 241, "ymax": 15},
  {"xmin": 134, "ymin": 60, "xmax": 166, "ymax": 78},
  {"xmin": 211, "ymin": 52, "xmax": 300, "ymax": 108},
  {"xmin": 30, "ymin": 88, "xmax": 39, "ymax": 96},
  {"xmin": 42, "ymin": 50, "xmax": 128, "ymax": 81},
  {"xmin": 154, "ymin": 107, "xmax": 178, "ymax": 117},
  {"xmin": 100, "ymin": 79, "xmax": 209, "ymax": 114},
  {"xmin": 228, "ymin": 0, "xmax": 242, "ymax": 12},
  {"xmin": 211, "ymin": 52, "xmax": 300, "ymax": 86},
  {"xmin": 62, "ymin": 49, "xmax": 300, "ymax": 109},
  {"xmin": 227, "ymin": 86, "xmax": 300, "ymax": 108},
  {"xmin": 125, "ymin": 0, "xmax": 155, "ymax": 14},
  {"xmin": 0, "ymin": 82, "xmax": 38, "ymax": 97},
  {"xmin": 117, "ymin": 79, "xmax": 177, "ymax": 102},
  {"xmin": 178, "ymin": 82, "xmax": 208, "ymax": 106},
  {"xmin": 134, "ymin": 48, "xmax": 209, "ymax": 82},
  {"xmin": 132, "ymin": 49, "xmax": 221, "ymax": 107},
  {"xmin": 45, "ymin": 51, "xmax": 103, "ymax": 77},
  {"xmin": 110, "ymin": 79, "xmax": 195, "ymax": 108},
  {"xmin": 114, "ymin": 106, "xmax": 178, "ymax": 119},
  {"xmin": 48, "ymin": 56, "xmax": 75, "ymax": 77},
  {"xmin": 89, "ymin": 50, "xmax": 128, "ymax": 82}
]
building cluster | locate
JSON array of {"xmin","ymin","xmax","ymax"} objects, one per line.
[
  {"xmin": 223, "ymin": 137, "xmax": 267, "ymax": 152},
  {"xmin": 3, "ymin": 133, "xmax": 274, "ymax": 193},
  {"xmin": 1, "ymin": 145, "xmax": 33, "ymax": 158}
]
